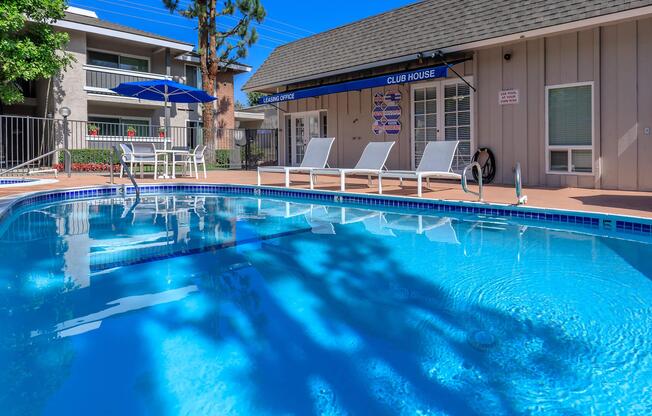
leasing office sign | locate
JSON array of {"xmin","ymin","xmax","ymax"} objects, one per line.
[{"xmin": 258, "ymin": 65, "xmax": 448, "ymax": 104}]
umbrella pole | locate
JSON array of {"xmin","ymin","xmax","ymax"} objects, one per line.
[{"xmin": 164, "ymin": 84, "xmax": 170, "ymax": 151}]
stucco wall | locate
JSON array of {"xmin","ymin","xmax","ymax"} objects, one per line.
[{"xmin": 53, "ymin": 29, "xmax": 88, "ymax": 122}]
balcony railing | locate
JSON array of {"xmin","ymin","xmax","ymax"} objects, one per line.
[{"xmin": 83, "ymin": 64, "xmax": 171, "ymax": 95}]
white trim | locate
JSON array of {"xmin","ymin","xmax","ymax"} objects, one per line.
[
  {"xmin": 244, "ymin": 6, "xmax": 652, "ymax": 92},
  {"xmin": 410, "ymin": 77, "xmax": 475, "ymax": 170},
  {"xmin": 545, "ymin": 81, "xmax": 595, "ymax": 176},
  {"xmin": 65, "ymin": 7, "xmax": 97, "ymax": 19},
  {"xmin": 289, "ymin": 111, "xmax": 322, "ymax": 166},
  {"xmin": 235, "ymin": 111, "xmax": 265, "ymax": 121},
  {"xmin": 175, "ymin": 54, "xmax": 251, "ymax": 72},
  {"xmin": 83, "ymin": 64, "xmax": 169, "ymax": 80},
  {"xmin": 52, "ymin": 19, "xmax": 194, "ymax": 52}
]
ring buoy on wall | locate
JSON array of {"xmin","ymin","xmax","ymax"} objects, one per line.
[{"xmin": 471, "ymin": 148, "xmax": 496, "ymax": 184}]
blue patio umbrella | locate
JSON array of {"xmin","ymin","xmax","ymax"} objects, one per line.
[{"xmin": 110, "ymin": 79, "xmax": 216, "ymax": 148}]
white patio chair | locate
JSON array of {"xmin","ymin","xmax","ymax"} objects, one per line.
[
  {"xmin": 378, "ymin": 140, "xmax": 462, "ymax": 197},
  {"xmin": 171, "ymin": 146, "xmax": 191, "ymax": 177},
  {"xmin": 257, "ymin": 137, "xmax": 335, "ymax": 188},
  {"xmin": 311, "ymin": 141, "xmax": 395, "ymax": 191},
  {"xmin": 120, "ymin": 142, "xmax": 160, "ymax": 179},
  {"xmin": 190, "ymin": 145, "xmax": 207, "ymax": 179}
]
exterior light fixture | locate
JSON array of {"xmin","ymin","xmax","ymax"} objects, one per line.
[{"xmin": 59, "ymin": 106, "xmax": 71, "ymax": 118}]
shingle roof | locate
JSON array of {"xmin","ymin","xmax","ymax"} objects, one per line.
[
  {"xmin": 245, "ymin": 0, "xmax": 652, "ymax": 90},
  {"xmin": 62, "ymin": 12, "xmax": 194, "ymax": 47}
]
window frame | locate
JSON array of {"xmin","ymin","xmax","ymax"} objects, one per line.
[
  {"xmin": 410, "ymin": 76, "xmax": 475, "ymax": 171},
  {"xmin": 87, "ymin": 48, "xmax": 150, "ymax": 73},
  {"xmin": 545, "ymin": 81, "xmax": 595, "ymax": 176},
  {"xmin": 185, "ymin": 64, "xmax": 201, "ymax": 88},
  {"xmin": 88, "ymin": 114, "xmax": 151, "ymax": 138}
]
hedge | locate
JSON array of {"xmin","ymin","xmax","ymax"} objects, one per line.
[
  {"xmin": 215, "ymin": 149, "xmax": 230, "ymax": 168},
  {"xmin": 59, "ymin": 149, "xmax": 120, "ymax": 164}
]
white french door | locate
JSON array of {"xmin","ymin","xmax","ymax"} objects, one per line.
[
  {"xmin": 290, "ymin": 111, "xmax": 321, "ymax": 166},
  {"xmin": 411, "ymin": 78, "xmax": 473, "ymax": 171}
]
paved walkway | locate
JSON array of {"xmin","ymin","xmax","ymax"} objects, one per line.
[{"xmin": 1, "ymin": 171, "xmax": 651, "ymax": 218}]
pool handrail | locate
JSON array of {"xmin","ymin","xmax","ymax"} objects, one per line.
[
  {"xmin": 514, "ymin": 162, "xmax": 528, "ymax": 205},
  {"xmin": 0, "ymin": 148, "xmax": 71, "ymax": 178},
  {"xmin": 462, "ymin": 162, "xmax": 483, "ymax": 201},
  {"xmin": 112, "ymin": 145, "xmax": 140, "ymax": 198}
]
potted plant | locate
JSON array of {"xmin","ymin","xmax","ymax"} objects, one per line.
[
  {"xmin": 126, "ymin": 126, "xmax": 137, "ymax": 138},
  {"xmin": 88, "ymin": 124, "xmax": 100, "ymax": 136},
  {"xmin": 158, "ymin": 127, "xmax": 166, "ymax": 138}
]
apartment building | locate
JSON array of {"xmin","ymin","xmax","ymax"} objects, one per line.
[{"xmin": 4, "ymin": 7, "xmax": 250, "ymax": 147}]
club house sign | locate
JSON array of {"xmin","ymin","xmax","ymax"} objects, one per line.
[{"xmin": 259, "ymin": 65, "xmax": 449, "ymax": 104}]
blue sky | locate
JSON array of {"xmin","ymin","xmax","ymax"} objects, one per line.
[{"xmin": 69, "ymin": 0, "xmax": 418, "ymax": 105}]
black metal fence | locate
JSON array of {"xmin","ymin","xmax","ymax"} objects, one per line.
[
  {"xmin": 0, "ymin": 114, "xmax": 278, "ymax": 173},
  {"xmin": 212, "ymin": 128, "xmax": 278, "ymax": 170}
]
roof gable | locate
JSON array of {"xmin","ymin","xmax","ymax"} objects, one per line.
[{"xmin": 245, "ymin": 0, "xmax": 652, "ymax": 91}]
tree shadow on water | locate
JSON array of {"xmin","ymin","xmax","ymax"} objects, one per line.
[{"xmin": 155, "ymin": 218, "xmax": 591, "ymax": 416}]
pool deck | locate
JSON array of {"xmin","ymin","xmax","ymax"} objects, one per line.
[{"xmin": 1, "ymin": 171, "xmax": 651, "ymax": 218}]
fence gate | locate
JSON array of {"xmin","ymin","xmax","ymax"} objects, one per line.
[{"xmin": 241, "ymin": 129, "xmax": 278, "ymax": 170}]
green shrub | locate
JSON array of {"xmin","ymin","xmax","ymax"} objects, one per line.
[
  {"xmin": 59, "ymin": 149, "xmax": 120, "ymax": 164},
  {"xmin": 215, "ymin": 149, "xmax": 230, "ymax": 169}
]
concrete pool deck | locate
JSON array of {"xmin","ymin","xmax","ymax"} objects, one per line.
[{"xmin": 0, "ymin": 171, "xmax": 650, "ymax": 218}]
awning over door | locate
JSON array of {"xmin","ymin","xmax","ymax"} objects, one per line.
[{"xmin": 259, "ymin": 65, "xmax": 448, "ymax": 104}]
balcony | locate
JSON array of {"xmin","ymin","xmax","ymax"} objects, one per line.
[{"xmin": 83, "ymin": 64, "xmax": 171, "ymax": 99}]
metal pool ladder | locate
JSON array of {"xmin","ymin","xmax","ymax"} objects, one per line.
[
  {"xmin": 514, "ymin": 162, "xmax": 527, "ymax": 205},
  {"xmin": 462, "ymin": 162, "xmax": 483, "ymax": 201},
  {"xmin": 110, "ymin": 146, "xmax": 140, "ymax": 198}
]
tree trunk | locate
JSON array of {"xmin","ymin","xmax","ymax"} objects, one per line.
[{"xmin": 201, "ymin": 73, "xmax": 217, "ymax": 163}]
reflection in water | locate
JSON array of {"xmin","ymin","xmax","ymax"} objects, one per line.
[{"xmin": 0, "ymin": 194, "xmax": 651, "ymax": 415}]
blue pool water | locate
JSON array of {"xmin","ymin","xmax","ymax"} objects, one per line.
[{"xmin": 0, "ymin": 193, "xmax": 651, "ymax": 415}]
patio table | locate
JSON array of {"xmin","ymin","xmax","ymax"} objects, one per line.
[{"xmin": 155, "ymin": 149, "xmax": 191, "ymax": 179}]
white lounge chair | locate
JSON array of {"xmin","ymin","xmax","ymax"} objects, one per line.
[
  {"xmin": 257, "ymin": 137, "xmax": 335, "ymax": 188},
  {"xmin": 311, "ymin": 141, "xmax": 395, "ymax": 191},
  {"xmin": 119, "ymin": 143, "xmax": 161, "ymax": 179},
  {"xmin": 378, "ymin": 140, "xmax": 462, "ymax": 197}
]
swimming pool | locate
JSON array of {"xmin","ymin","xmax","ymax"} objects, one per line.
[
  {"xmin": 0, "ymin": 188, "xmax": 651, "ymax": 415},
  {"xmin": 0, "ymin": 178, "xmax": 58, "ymax": 187}
]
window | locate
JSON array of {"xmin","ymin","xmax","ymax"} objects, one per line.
[
  {"xmin": 411, "ymin": 79, "xmax": 474, "ymax": 171},
  {"xmin": 88, "ymin": 116, "xmax": 150, "ymax": 137},
  {"xmin": 186, "ymin": 120, "xmax": 204, "ymax": 148},
  {"xmin": 546, "ymin": 83, "xmax": 593, "ymax": 174},
  {"xmin": 87, "ymin": 50, "xmax": 149, "ymax": 73},
  {"xmin": 444, "ymin": 81, "xmax": 471, "ymax": 171},
  {"xmin": 185, "ymin": 65, "xmax": 200, "ymax": 88},
  {"xmin": 320, "ymin": 111, "xmax": 328, "ymax": 137},
  {"xmin": 413, "ymin": 85, "xmax": 438, "ymax": 166}
]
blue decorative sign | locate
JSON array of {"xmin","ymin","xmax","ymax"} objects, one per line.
[
  {"xmin": 259, "ymin": 65, "xmax": 448, "ymax": 104},
  {"xmin": 384, "ymin": 120, "xmax": 401, "ymax": 135},
  {"xmin": 384, "ymin": 105, "xmax": 401, "ymax": 121}
]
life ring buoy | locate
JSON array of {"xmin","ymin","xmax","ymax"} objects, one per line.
[{"xmin": 471, "ymin": 148, "xmax": 496, "ymax": 184}]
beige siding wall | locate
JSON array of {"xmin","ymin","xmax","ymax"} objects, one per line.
[
  {"xmin": 477, "ymin": 18, "xmax": 652, "ymax": 191},
  {"xmin": 280, "ymin": 17, "xmax": 652, "ymax": 191},
  {"xmin": 279, "ymin": 61, "xmax": 471, "ymax": 170},
  {"xmin": 476, "ymin": 29, "xmax": 601, "ymax": 188}
]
